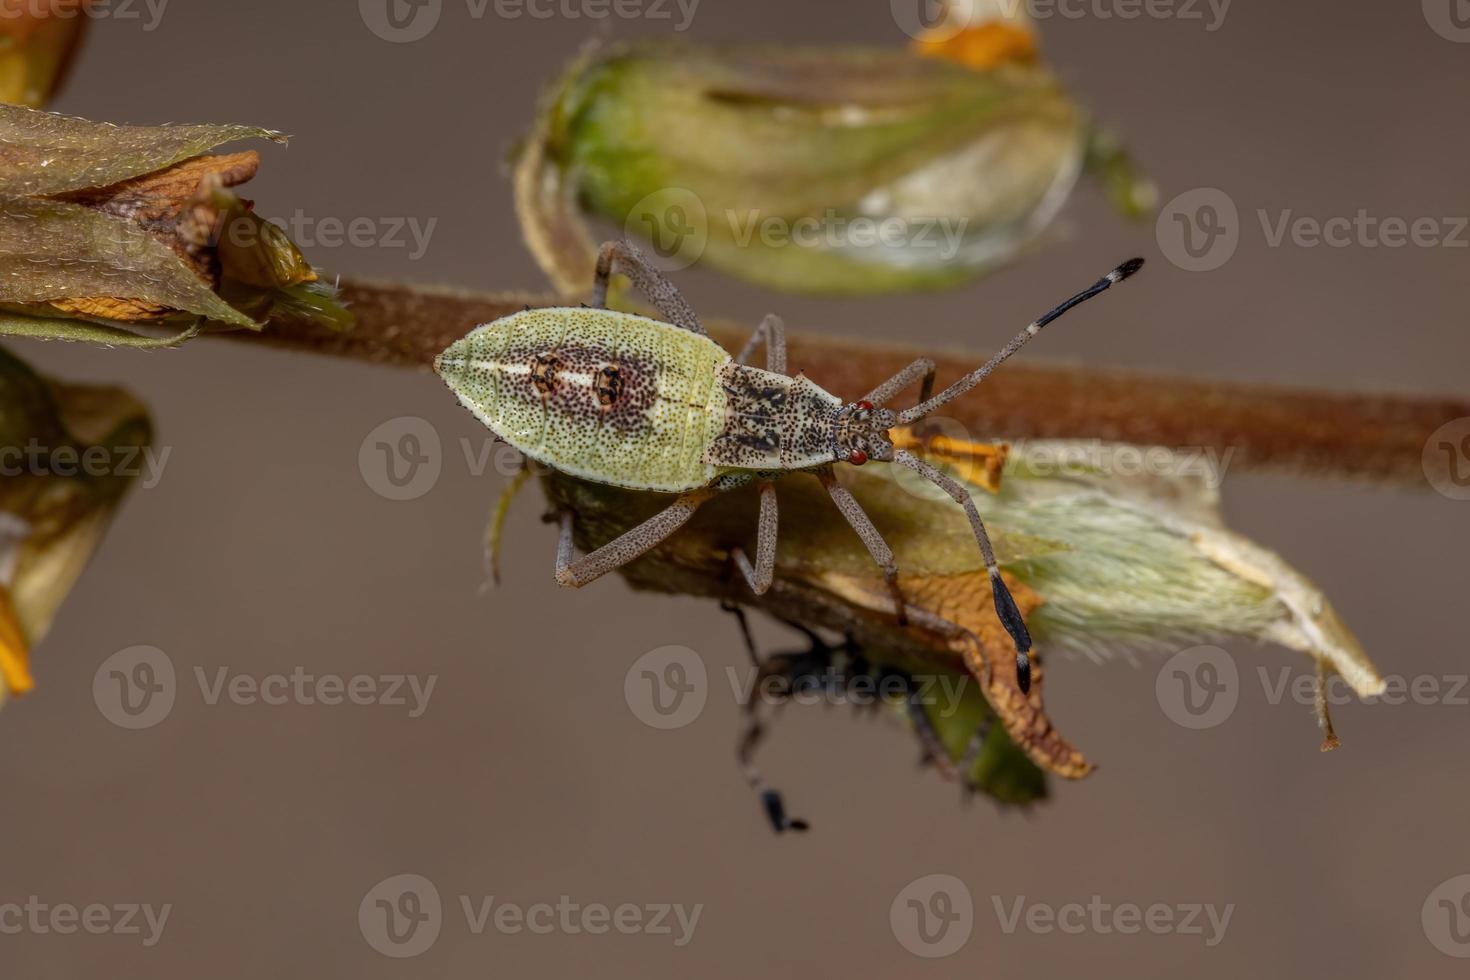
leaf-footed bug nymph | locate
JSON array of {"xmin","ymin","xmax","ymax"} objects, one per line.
[{"xmin": 435, "ymin": 240, "xmax": 1144, "ymax": 693}]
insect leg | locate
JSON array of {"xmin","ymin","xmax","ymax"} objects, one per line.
[
  {"xmin": 733, "ymin": 313, "xmax": 788, "ymax": 375},
  {"xmin": 861, "ymin": 357, "xmax": 936, "ymax": 408},
  {"xmin": 730, "ymin": 479, "xmax": 779, "ymax": 595},
  {"xmin": 892, "ymin": 449, "xmax": 1033, "ymax": 694},
  {"xmin": 902, "ymin": 674, "xmax": 959, "ymax": 780},
  {"xmin": 554, "ymin": 487, "xmax": 716, "ymax": 588},
  {"xmin": 589, "ymin": 239, "xmax": 706, "ymax": 336},
  {"xmin": 484, "ymin": 457, "xmax": 532, "ymax": 587},
  {"xmin": 958, "ymin": 715, "xmax": 995, "ymax": 800},
  {"xmin": 732, "ymin": 626, "xmax": 813, "ymax": 835},
  {"xmin": 815, "ymin": 466, "xmax": 909, "ymax": 626}
]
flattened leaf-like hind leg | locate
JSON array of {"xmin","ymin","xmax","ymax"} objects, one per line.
[
  {"xmin": 816, "ymin": 466, "xmax": 909, "ymax": 627},
  {"xmin": 589, "ymin": 239, "xmax": 706, "ymax": 336}
]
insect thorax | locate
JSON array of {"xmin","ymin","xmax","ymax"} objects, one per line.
[{"xmin": 705, "ymin": 364, "xmax": 843, "ymax": 471}]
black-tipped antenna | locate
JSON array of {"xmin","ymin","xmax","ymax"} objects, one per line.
[{"xmin": 897, "ymin": 258, "xmax": 1144, "ymax": 426}]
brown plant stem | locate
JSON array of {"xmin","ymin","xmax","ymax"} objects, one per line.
[{"xmin": 240, "ymin": 278, "xmax": 1465, "ymax": 486}]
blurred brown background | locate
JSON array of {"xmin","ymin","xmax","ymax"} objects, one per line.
[{"xmin": 3, "ymin": 1, "xmax": 1468, "ymax": 977}]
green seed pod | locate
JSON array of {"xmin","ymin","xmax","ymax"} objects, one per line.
[
  {"xmin": 0, "ymin": 344, "xmax": 152, "ymax": 702},
  {"xmin": 519, "ymin": 41, "xmax": 1147, "ymax": 295}
]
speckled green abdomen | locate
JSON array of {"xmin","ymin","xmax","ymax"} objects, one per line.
[{"xmin": 436, "ymin": 308, "xmax": 732, "ymax": 492}]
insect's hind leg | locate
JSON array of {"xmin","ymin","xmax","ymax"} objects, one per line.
[
  {"xmin": 590, "ymin": 239, "xmax": 706, "ymax": 336},
  {"xmin": 816, "ymin": 466, "xmax": 909, "ymax": 626},
  {"xmin": 734, "ymin": 314, "xmax": 787, "ymax": 375},
  {"xmin": 554, "ymin": 487, "xmax": 716, "ymax": 588}
]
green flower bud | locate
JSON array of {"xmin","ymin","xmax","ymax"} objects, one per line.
[{"xmin": 519, "ymin": 41, "xmax": 1147, "ymax": 295}]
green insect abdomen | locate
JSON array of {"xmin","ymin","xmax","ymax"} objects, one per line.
[{"xmin": 436, "ymin": 308, "xmax": 730, "ymax": 492}]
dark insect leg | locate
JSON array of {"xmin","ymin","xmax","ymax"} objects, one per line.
[
  {"xmin": 958, "ymin": 716, "xmax": 995, "ymax": 800},
  {"xmin": 893, "ymin": 449, "xmax": 1033, "ymax": 694},
  {"xmin": 898, "ymin": 258, "xmax": 1144, "ymax": 425},
  {"xmin": 730, "ymin": 480, "xmax": 779, "ymax": 596},
  {"xmin": 903, "ymin": 676, "xmax": 959, "ymax": 780},
  {"xmin": 589, "ymin": 239, "xmax": 706, "ymax": 336},
  {"xmin": 721, "ymin": 600, "xmax": 762, "ymax": 668},
  {"xmin": 862, "ymin": 357, "xmax": 936, "ymax": 408},
  {"xmin": 816, "ymin": 466, "xmax": 909, "ymax": 626},
  {"xmin": 734, "ymin": 313, "xmax": 788, "ymax": 374},
  {"xmin": 731, "ymin": 628, "xmax": 812, "ymax": 835},
  {"xmin": 554, "ymin": 488, "xmax": 715, "ymax": 588}
]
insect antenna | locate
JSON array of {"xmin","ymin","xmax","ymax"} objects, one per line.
[{"xmin": 896, "ymin": 257, "xmax": 1144, "ymax": 426}]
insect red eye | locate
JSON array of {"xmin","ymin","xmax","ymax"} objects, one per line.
[
  {"xmin": 848, "ymin": 450, "xmax": 868, "ymax": 466},
  {"xmin": 855, "ymin": 401, "xmax": 874, "ymax": 412}
]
